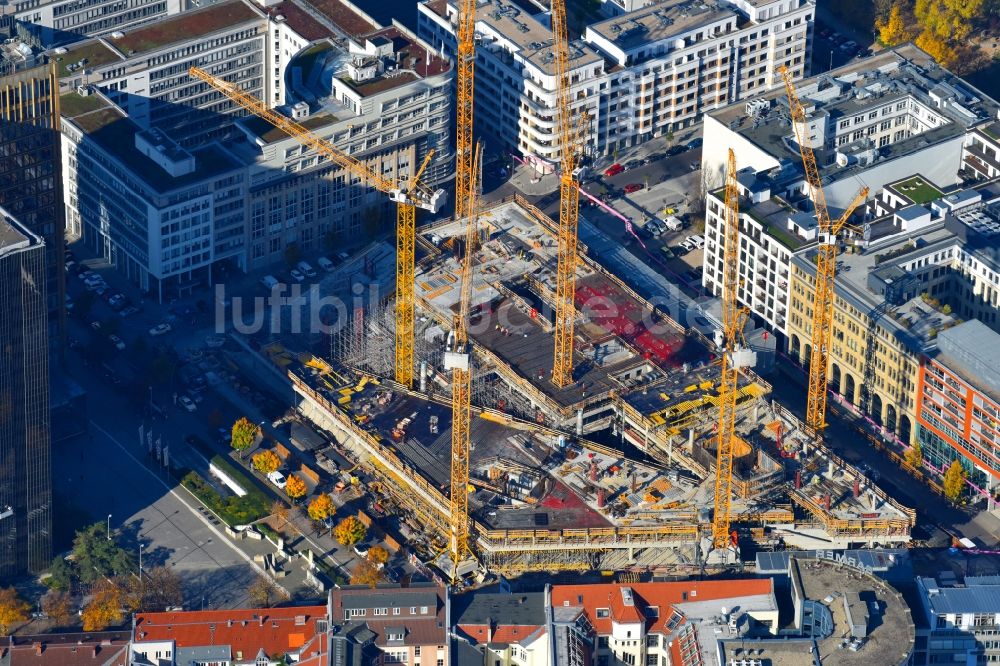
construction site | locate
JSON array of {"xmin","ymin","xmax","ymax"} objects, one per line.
[{"xmin": 249, "ymin": 194, "xmax": 915, "ymax": 578}]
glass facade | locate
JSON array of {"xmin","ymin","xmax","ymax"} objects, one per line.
[
  {"xmin": 0, "ymin": 60, "xmax": 66, "ymax": 339},
  {"xmin": 0, "ymin": 212, "xmax": 52, "ymax": 577}
]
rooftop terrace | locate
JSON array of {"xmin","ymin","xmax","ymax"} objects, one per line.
[
  {"xmin": 52, "ymin": 40, "xmax": 122, "ymax": 78},
  {"xmin": 588, "ymin": 0, "xmax": 739, "ymax": 51}
]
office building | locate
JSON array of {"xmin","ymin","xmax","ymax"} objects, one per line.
[
  {"xmin": 0, "ymin": 19, "xmax": 66, "ymax": 326},
  {"xmin": 917, "ymin": 320, "xmax": 1000, "ymax": 499},
  {"xmin": 12, "ymin": 0, "xmax": 182, "ymax": 47},
  {"xmin": 59, "ymin": 1, "xmax": 451, "ymax": 297},
  {"xmin": 914, "ymin": 574, "xmax": 1000, "ymax": 666},
  {"xmin": 50, "ymin": 0, "xmax": 271, "ymax": 148},
  {"xmin": 0, "ymin": 208, "xmax": 52, "ymax": 578},
  {"xmin": 418, "ymin": 0, "xmax": 813, "ymax": 170}
]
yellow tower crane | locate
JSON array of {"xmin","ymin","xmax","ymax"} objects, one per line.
[
  {"xmin": 443, "ymin": 0, "xmax": 480, "ymax": 581},
  {"xmin": 779, "ymin": 66, "xmax": 869, "ymax": 431},
  {"xmin": 188, "ymin": 67, "xmax": 446, "ymax": 389},
  {"xmin": 550, "ymin": 0, "xmax": 584, "ymax": 388},
  {"xmin": 711, "ymin": 149, "xmax": 753, "ymax": 551}
]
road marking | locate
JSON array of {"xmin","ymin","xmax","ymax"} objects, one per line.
[{"xmin": 90, "ymin": 421, "xmax": 289, "ymax": 596}]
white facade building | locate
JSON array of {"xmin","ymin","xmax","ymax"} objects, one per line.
[
  {"xmin": 12, "ymin": 0, "xmax": 182, "ymax": 46},
  {"xmin": 418, "ymin": 0, "xmax": 813, "ymax": 171}
]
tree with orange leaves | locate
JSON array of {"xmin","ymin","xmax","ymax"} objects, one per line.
[
  {"xmin": 284, "ymin": 474, "xmax": 307, "ymax": 501},
  {"xmin": 81, "ymin": 579, "xmax": 124, "ymax": 631}
]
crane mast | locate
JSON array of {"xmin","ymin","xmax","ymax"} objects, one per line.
[
  {"xmin": 445, "ymin": 0, "xmax": 480, "ymax": 580},
  {"xmin": 711, "ymin": 149, "xmax": 749, "ymax": 550},
  {"xmin": 187, "ymin": 67, "xmax": 444, "ymax": 389},
  {"xmin": 779, "ymin": 66, "xmax": 868, "ymax": 431},
  {"xmin": 550, "ymin": 0, "xmax": 582, "ymax": 388}
]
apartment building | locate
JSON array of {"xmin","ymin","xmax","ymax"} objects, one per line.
[
  {"xmin": 916, "ymin": 320, "xmax": 1000, "ymax": 498},
  {"xmin": 453, "ymin": 592, "xmax": 549, "ymax": 665},
  {"xmin": 417, "ymin": 0, "xmax": 813, "ymax": 170},
  {"xmin": 132, "ymin": 606, "xmax": 329, "ymax": 665},
  {"xmin": 914, "ymin": 575, "xmax": 1000, "ymax": 666},
  {"xmin": 59, "ymin": 3, "xmax": 451, "ymax": 296},
  {"xmin": 49, "ymin": 0, "xmax": 270, "ymax": 148},
  {"xmin": 784, "ymin": 181, "xmax": 1000, "ymax": 446},
  {"xmin": 548, "ymin": 579, "xmax": 779, "ymax": 666},
  {"xmin": 0, "ymin": 209, "xmax": 51, "ymax": 577},
  {"xmin": 701, "ymin": 45, "xmax": 1000, "ymax": 341},
  {"xmin": 328, "ymin": 584, "xmax": 448, "ymax": 666},
  {"xmin": 963, "ymin": 120, "xmax": 1000, "ymax": 181},
  {"xmin": 12, "ymin": 0, "xmax": 182, "ymax": 47}
]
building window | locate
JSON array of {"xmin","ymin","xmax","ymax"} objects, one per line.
[
  {"xmin": 393, "ymin": 608, "xmax": 401, "ymax": 615},
  {"xmin": 596, "ymin": 608, "xmax": 610, "ymax": 618},
  {"xmin": 420, "ymin": 606, "xmax": 428, "ymax": 615},
  {"xmin": 374, "ymin": 608, "xmax": 388, "ymax": 616}
]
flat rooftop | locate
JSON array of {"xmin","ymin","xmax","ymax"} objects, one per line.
[
  {"xmin": 61, "ymin": 97, "xmax": 242, "ymax": 195},
  {"xmin": 588, "ymin": 0, "xmax": 739, "ymax": 51},
  {"xmin": 711, "ymin": 189, "xmax": 808, "ymax": 250},
  {"xmin": 109, "ymin": 0, "xmax": 263, "ymax": 56},
  {"xmin": 710, "ymin": 43, "xmax": 1000, "ymax": 191},
  {"xmin": 51, "ymin": 39, "xmax": 122, "ymax": 78},
  {"xmin": 0, "ymin": 207, "xmax": 38, "ymax": 256},
  {"xmin": 302, "ymin": 0, "xmax": 379, "ymax": 37},
  {"xmin": 885, "ymin": 174, "xmax": 944, "ymax": 206},
  {"xmin": 934, "ymin": 319, "xmax": 1000, "ymax": 403},
  {"xmin": 423, "ymin": 0, "xmax": 602, "ymax": 75}
]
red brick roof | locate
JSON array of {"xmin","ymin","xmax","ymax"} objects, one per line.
[
  {"xmin": 2, "ymin": 632, "xmax": 130, "ymax": 666},
  {"xmin": 134, "ymin": 606, "xmax": 327, "ymax": 660},
  {"xmin": 456, "ymin": 623, "xmax": 545, "ymax": 646},
  {"xmin": 551, "ymin": 580, "xmax": 773, "ymax": 635}
]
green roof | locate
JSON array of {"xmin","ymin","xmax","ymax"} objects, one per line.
[
  {"xmin": 110, "ymin": 0, "xmax": 262, "ymax": 56},
  {"xmin": 59, "ymin": 92, "xmax": 109, "ymax": 118},
  {"xmin": 243, "ymin": 113, "xmax": 339, "ymax": 144},
  {"xmin": 890, "ymin": 175, "xmax": 943, "ymax": 205},
  {"xmin": 53, "ymin": 40, "xmax": 122, "ymax": 78}
]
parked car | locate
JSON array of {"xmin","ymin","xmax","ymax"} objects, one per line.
[
  {"xmin": 666, "ymin": 145, "xmax": 686, "ymax": 157},
  {"xmin": 90, "ymin": 321, "xmax": 102, "ymax": 331},
  {"xmin": 149, "ymin": 323, "xmax": 172, "ymax": 336},
  {"xmin": 624, "ymin": 159, "xmax": 643, "ymax": 170},
  {"xmin": 353, "ymin": 544, "xmax": 369, "ymax": 558},
  {"xmin": 260, "ymin": 275, "xmax": 279, "ymax": 290},
  {"xmin": 336, "ymin": 251, "xmax": 350, "ymax": 262},
  {"xmin": 317, "ymin": 256, "xmax": 335, "ymax": 272},
  {"xmin": 604, "ymin": 163, "xmax": 624, "ymax": 177},
  {"xmin": 686, "ymin": 138, "xmax": 703, "ymax": 150},
  {"xmin": 289, "ymin": 268, "xmax": 305, "ymax": 282},
  {"xmin": 267, "ymin": 470, "xmax": 287, "ymax": 489},
  {"xmin": 674, "ymin": 245, "xmax": 691, "ymax": 257},
  {"xmin": 624, "ymin": 183, "xmax": 643, "ymax": 193},
  {"xmin": 108, "ymin": 334, "xmax": 125, "ymax": 351},
  {"xmin": 119, "ymin": 306, "xmax": 140, "ymax": 318},
  {"xmin": 296, "ymin": 261, "xmax": 317, "ymax": 279},
  {"xmin": 687, "ymin": 234, "xmax": 706, "ymax": 249},
  {"xmin": 688, "ymin": 160, "xmax": 701, "ymax": 171},
  {"xmin": 178, "ymin": 395, "xmax": 197, "ymax": 412}
]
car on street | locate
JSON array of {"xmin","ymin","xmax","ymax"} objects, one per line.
[
  {"xmin": 674, "ymin": 244, "xmax": 691, "ymax": 257},
  {"xmin": 267, "ymin": 471, "xmax": 287, "ymax": 489},
  {"xmin": 108, "ymin": 334, "xmax": 125, "ymax": 351},
  {"xmin": 296, "ymin": 261, "xmax": 317, "ymax": 279},
  {"xmin": 289, "ymin": 268, "xmax": 305, "ymax": 282},
  {"xmin": 90, "ymin": 321, "xmax": 102, "ymax": 331},
  {"xmin": 119, "ymin": 305, "xmax": 140, "ymax": 318},
  {"xmin": 624, "ymin": 159, "xmax": 643, "ymax": 170},
  {"xmin": 604, "ymin": 163, "xmax": 624, "ymax": 177},
  {"xmin": 689, "ymin": 160, "xmax": 701, "ymax": 171},
  {"xmin": 624, "ymin": 183, "xmax": 643, "ymax": 193},
  {"xmin": 666, "ymin": 145, "xmax": 686, "ymax": 157},
  {"xmin": 686, "ymin": 138, "xmax": 703, "ymax": 150},
  {"xmin": 149, "ymin": 323, "xmax": 172, "ymax": 336},
  {"xmin": 336, "ymin": 251, "xmax": 350, "ymax": 262},
  {"xmin": 317, "ymin": 256, "xmax": 335, "ymax": 272},
  {"xmin": 353, "ymin": 544, "xmax": 369, "ymax": 558},
  {"xmin": 178, "ymin": 395, "xmax": 197, "ymax": 412},
  {"xmin": 687, "ymin": 234, "xmax": 706, "ymax": 249}
]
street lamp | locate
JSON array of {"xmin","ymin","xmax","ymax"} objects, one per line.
[
  {"xmin": 139, "ymin": 544, "xmax": 144, "ymax": 582},
  {"xmin": 107, "ymin": 514, "xmax": 112, "ymax": 541}
]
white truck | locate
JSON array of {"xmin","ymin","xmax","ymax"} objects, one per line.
[{"xmin": 663, "ymin": 215, "xmax": 684, "ymax": 232}]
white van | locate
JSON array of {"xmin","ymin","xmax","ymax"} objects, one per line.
[
  {"xmin": 663, "ymin": 216, "xmax": 684, "ymax": 232},
  {"xmin": 260, "ymin": 275, "xmax": 279, "ymax": 289}
]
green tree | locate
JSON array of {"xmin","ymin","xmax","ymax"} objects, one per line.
[
  {"xmin": 876, "ymin": 3, "xmax": 914, "ymax": 45},
  {"xmin": 231, "ymin": 417, "xmax": 259, "ymax": 458},
  {"xmin": 943, "ymin": 460, "xmax": 967, "ymax": 501},
  {"xmin": 334, "ymin": 516, "xmax": 367, "ymax": 547},
  {"xmin": 0, "ymin": 587, "xmax": 30, "ymax": 634},
  {"xmin": 72, "ymin": 522, "xmax": 136, "ymax": 585},
  {"xmin": 904, "ymin": 442, "xmax": 923, "ymax": 469},
  {"xmin": 47, "ymin": 555, "xmax": 77, "ymax": 591}
]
